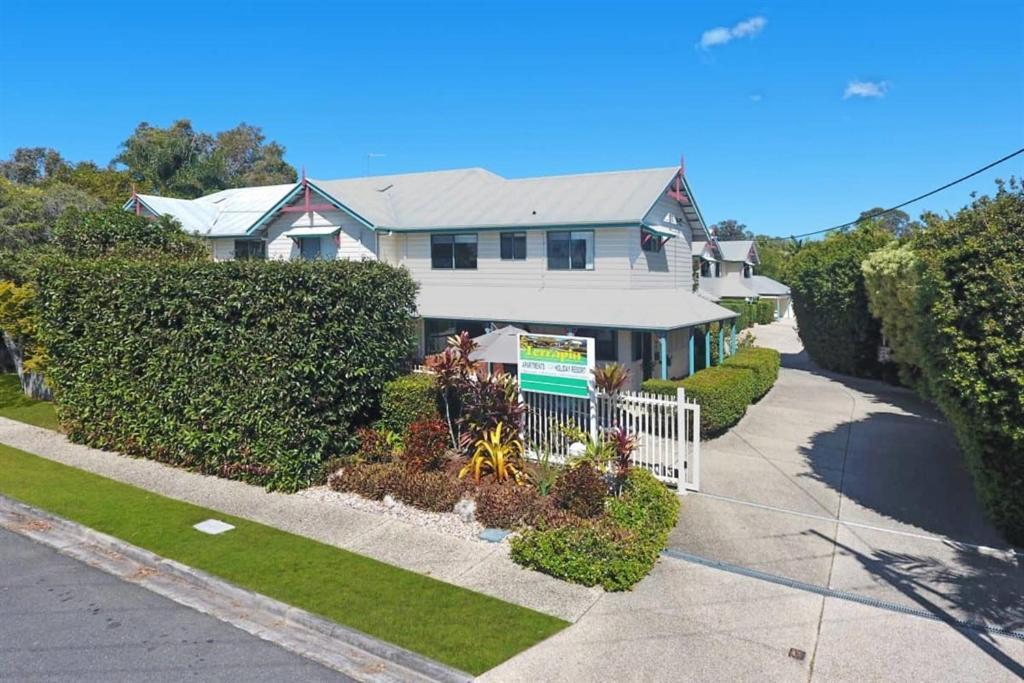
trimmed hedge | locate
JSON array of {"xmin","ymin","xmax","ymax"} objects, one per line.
[
  {"xmin": 718, "ymin": 299, "xmax": 753, "ymax": 329},
  {"xmin": 36, "ymin": 258, "xmax": 418, "ymax": 491},
  {"xmin": 755, "ymin": 300, "xmax": 775, "ymax": 325},
  {"xmin": 378, "ymin": 372, "xmax": 440, "ymax": 434},
  {"xmin": 641, "ymin": 349, "xmax": 780, "ymax": 437},
  {"xmin": 509, "ymin": 469, "xmax": 679, "ymax": 591},
  {"xmin": 722, "ymin": 347, "xmax": 781, "ymax": 400}
]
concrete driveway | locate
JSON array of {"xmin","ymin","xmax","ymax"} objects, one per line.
[{"xmin": 668, "ymin": 320, "xmax": 1024, "ymax": 659}]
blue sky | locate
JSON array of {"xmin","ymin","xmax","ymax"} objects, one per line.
[{"xmin": 1, "ymin": 0, "xmax": 1022, "ymax": 236}]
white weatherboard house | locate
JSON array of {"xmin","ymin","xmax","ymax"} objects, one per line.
[
  {"xmin": 125, "ymin": 165, "xmax": 741, "ymax": 388},
  {"xmin": 692, "ymin": 238, "xmax": 793, "ymax": 319}
]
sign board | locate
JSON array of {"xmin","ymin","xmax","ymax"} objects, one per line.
[{"xmin": 517, "ymin": 333, "xmax": 595, "ymax": 398}]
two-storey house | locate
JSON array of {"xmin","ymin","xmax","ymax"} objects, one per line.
[
  {"xmin": 692, "ymin": 238, "xmax": 792, "ymax": 319},
  {"xmin": 125, "ymin": 164, "xmax": 739, "ymax": 387}
]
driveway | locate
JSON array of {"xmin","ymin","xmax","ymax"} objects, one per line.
[{"xmin": 670, "ymin": 319, "xmax": 1024, "ymax": 636}]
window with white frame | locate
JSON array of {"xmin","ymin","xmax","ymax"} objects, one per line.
[{"xmin": 298, "ymin": 237, "xmax": 321, "ymax": 261}]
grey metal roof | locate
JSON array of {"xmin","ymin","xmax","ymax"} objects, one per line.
[
  {"xmin": 130, "ymin": 166, "xmax": 691, "ymax": 236},
  {"xmin": 698, "ymin": 276, "xmax": 760, "ymax": 301},
  {"xmin": 313, "ymin": 166, "xmax": 680, "ymax": 231},
  {"xmin": 751, "ymin": 275, "xmax": 790, "ymax": 296},
  {"xmin": 693, "ymin": 239, "xmax": 758, "ymax": 264},
  {"xmin": 416, "ymin": 285, "xmax": 737, "ymax": 330},
  {"xmin": 135, "ymin": 184, "xmax": 296, "ymax": 237}
]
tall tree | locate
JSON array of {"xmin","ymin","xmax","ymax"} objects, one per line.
[
  {"xmin": 0, "ymin": 147, "xmax": 68, "ymax": 184},
  {"xmin": 709, "ymin": 219, "xmax": 753, "ymax": 241},
  {"xmin": 856, "ymin": 207, "xmax": 921, "ymax": 237},
  {"xmin": 113, "ymin": 119, "xmax": 296, "ymax": 198}
]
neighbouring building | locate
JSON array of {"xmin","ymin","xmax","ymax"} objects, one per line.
[
  {"xmin": 124, "ymin": 164, "xmax": 741, "ymax": 388},
  {"xmin": 692, "ymin": 238, "xmax": 792, "ymax": 319}
]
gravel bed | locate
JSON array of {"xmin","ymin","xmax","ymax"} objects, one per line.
[{"xmin": 296, "ymin": 485, "xmax": 490, "ymax": 544}]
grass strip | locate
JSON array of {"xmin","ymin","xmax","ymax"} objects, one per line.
[
  {"xmin": 0, "ymin": 444, "xmax": 567, "ymax": 674},
  {"xmin": 0, "ymin": 374, "xmax": 59, "ymax": 430}
]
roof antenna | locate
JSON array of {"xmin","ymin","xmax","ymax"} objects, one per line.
[{"xmin": 366, "ymin": 153, "xmax": 386, "ymax": 177}]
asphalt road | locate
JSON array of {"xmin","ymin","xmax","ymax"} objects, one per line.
[{"xmin": 0, "ymin": 526, "xmax": 350, "ymax": 682}]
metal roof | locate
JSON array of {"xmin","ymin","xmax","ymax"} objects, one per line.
[
  {"xmin": 134, "ymin": 184, "xmax": 296, "ymax": 237},
  {"xmin": 697, "ymin": 276, "xmax": 760, "ymax": 301},
  {"xmin": 715, "ymin": 240, "xmax": 758, "ymax": 264},
  {"xmin": 751, "ymin": 275, "xmax": 790, "ymax": 296},
  {"xmin": 416, "ymin": 285, "xmax": 737, "ymax": 330},
  {"xmin": 130, "ymin": 166, "xmax": 694, "ymax": 236},
  {"xmin": 313, "ymin": 166, "xmax": 681, "ymax": 231}
]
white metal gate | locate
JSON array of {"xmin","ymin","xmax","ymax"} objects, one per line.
[{"xmin": 522, "ymin": 387, "xmax": 700, "ymax": 492}]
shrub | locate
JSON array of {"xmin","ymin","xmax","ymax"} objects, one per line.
[
  {"xmin": 722, "ymin": 347, "xmax": 781, "ymax": 400},
  {"xmin": 787, "ymin": 224, "xmax": 893, "ymax": 376},
  {"xmin": 680, "ymin": 366, "xmax": 757, "ymax": 438},
  {"xmin": 640, "ymin": 379, "xmax": 680, "ymax": 396},
  {"xmin": 378, "ymin": 373, "xmax": 440, "ymax": 434},
  {"xmin": 861, "ymin": 242, "xmax": 925, "ymax": 387},
  {"xmin": 329, "ymin": 462, "xmax": 403, "ymax": 500},
  {"xmin": 356, "ymin": 427, "xmax": 397, "ymax": 464},
  {"xmin": 36, "ymin": 259, "xmax": 418, "ymax": 492},
  {"xmin": 401, "ymin": 418, "xmax": 449, "ymax": 472},
  {"xmin": 718, "ymin": 299, "xmax": 752, "ymax": 329},
  {"xmin": 552, "ymin": 464, "xmax": 608, "ymax": 518},
  {"xmin": 52, "ymin": 208, "xmax": 208, "ymax": 261},
  {"xmin": 756, "ymin": 300, "xmax": 775, "ymax": 324},
  {"xmin": 390, "ymin": 470, "xmax": 466, "ymax": 512},
  {"xmin": 911, "ymin": 182, "xmax": 1024, "ymax": 544},
  {"xmin": 510, "ymin": 469, "xmax": 679, "ymax": 591},
  {"xmin": 474, "ymin": 484, "xmax": 543, "ymax": 528}
]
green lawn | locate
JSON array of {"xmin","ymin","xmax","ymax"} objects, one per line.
[
  {"xmin": 0, "ymin": 374, "xmax": 59, "ymax": 430},
  {"xmin": 0, "ymin": 445, "xmax": 567, "ymax": 674}
]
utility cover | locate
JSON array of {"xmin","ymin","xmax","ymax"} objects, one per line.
[{"xmin": 193, "ymin": 519, "xmax": 235, "ymax": 535}]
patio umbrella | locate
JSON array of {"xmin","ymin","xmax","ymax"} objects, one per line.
[{"xmin": 469, "ymin": 325, "xmax": 528, "ymax": 365}]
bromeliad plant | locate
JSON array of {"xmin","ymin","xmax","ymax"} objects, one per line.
[
  {"xmin": 592, "ymin": 363, "xmax": 630, "ymax": 395},
  {"xmin": 459, "ymin": 422, "xmax": 527, "ymax": 484},
  {"xmin": 606, "ymin": 426, "xmax": 639, "ymax": 495}
]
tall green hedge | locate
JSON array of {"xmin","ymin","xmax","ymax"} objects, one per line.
[
  {"xmin": 755, "ymin": 300, "xmax": 775, "ymax": 325},
  {"xmin": 642, "ymin": 362, "xmax": 764, "ymax": 438},
  {"xmin": 718, "ymin": 300, "xmax": 754, "ymax": 329},
  {"xmin": 35, "ymin": 259, "xmax": 418, "ymax": 491},
  {"xmin": 787, "ymin": 224, "xmax": 893, "ymax": 376}
]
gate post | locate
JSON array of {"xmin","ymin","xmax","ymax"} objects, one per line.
[
  {"xmin": 676, "ymin": 386, "xmax": 687, "ymax": 495},
  {"xmin": 691, "ymin": 402, "xmax": 701, "ymax": 492}
]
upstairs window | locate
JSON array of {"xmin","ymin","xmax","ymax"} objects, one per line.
[
  {"xmin": 234, "ymin": 240, "xmax": 266, "ymax": 260},
  {"xmin": 547, "ymin": 230, "xmax": 594, "ymax": 270},
  {"xmin": 500, "ymin": 232, "xmax": 527, "ymax": 260},
  {"xmin": 431, "ymin": 234, "xmax": 478, "ymax": 269},
  {"xmin": 743, "ymin": 264, "xmax": 752, "ymax": 278},
  {"xmin": 700, "ymin": 259, "xmax": 712, "ymax": 278}
]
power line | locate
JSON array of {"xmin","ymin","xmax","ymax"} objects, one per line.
[{"xmin": 756, "ymin": 146, "xmax": 1024, "ymax": 243}]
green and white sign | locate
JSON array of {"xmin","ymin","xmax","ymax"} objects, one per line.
[{"xmin": 517, "ymin": 333, "xmax": 594, "ymax": 398}]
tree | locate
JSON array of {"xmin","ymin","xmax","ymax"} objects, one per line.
[
  {"xmin": 753, "ymin": 235, "xmax": 797, "ymax": 283},
  {"xmin": 0, "ymin": 147, "xmax": 68, "ymax": 184},
  {"xmin": 113, "ymin": 119, "xmax": 297, "ymax": 198},
  {"xmin": 709, "ymin": 219, "xmax": 752, "ymax": 241},
  {"xmin": 856, "ymin": 207, "xmax": 921, "ymax": 237}
]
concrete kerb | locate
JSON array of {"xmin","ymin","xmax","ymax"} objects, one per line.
[{"xmin": 0, "ymin": 494, "xmax": 473, "ymax": 683}]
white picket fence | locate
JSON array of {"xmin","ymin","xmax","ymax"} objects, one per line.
[
  {"xmin": 522, "ymin": 387, "xmax": 700, "ymax": 492},
  {"xmin": 411, "ymin": 364, "xmax": 701, "ymax": 492}
]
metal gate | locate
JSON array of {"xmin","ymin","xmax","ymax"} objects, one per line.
[{"xmin": 522, "ymin": 387, "xmax": 700, "ymax": 492}]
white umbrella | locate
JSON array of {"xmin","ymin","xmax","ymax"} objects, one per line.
[{"xmin": 469, "ymin": 325, "xmax": 528, "ymax": 365}]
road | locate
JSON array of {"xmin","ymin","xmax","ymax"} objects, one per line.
[{"xmin": 0, "ymin": 526, "xmax": 349, "ymax": 682}]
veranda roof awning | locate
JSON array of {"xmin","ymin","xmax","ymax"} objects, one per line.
[
  {"xmin": 281, "ymin": 226, "xmax": 341, "ymax": 238},
  {"xmin": 641, "ymin": 223, "xmax": 676, "ymax": 239}
]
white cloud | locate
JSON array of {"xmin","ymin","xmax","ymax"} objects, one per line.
[
  {"xmin": 749, "ymin": 94, "xmax": 763, "ymax": 102},
  {"xmin": 699, "ymin": 16, "xmax": 766, "ymax": 49},
  {"xmin": 843, "ymin": 80, "xmax": 889, "ymax": 99}
]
